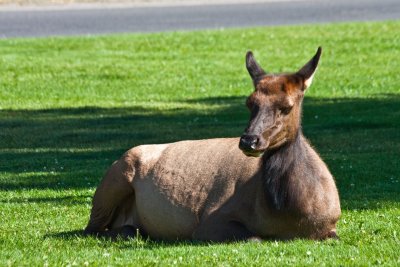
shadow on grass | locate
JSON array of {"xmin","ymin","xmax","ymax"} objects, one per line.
[
  {"xmin": 0, "ymin": 95, "xmax": 399, "ymax": 210},
  {"xmin": 46, "ymin": 229, "xmax": 214, "ymax": 248},
  {"xmin": 47, "ymin": 229, "xmax": 287, "ymax": 249},
  {"xmin": 46, "ymin": 230, "xmax": 86, "ymax": 240}
]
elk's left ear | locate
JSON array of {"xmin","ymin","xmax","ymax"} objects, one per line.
[
  {"xmin": 297, "ymin": 47, "xmax": 322, "ymax": 90},
  {"xmin": 246, "ymin": 51, "xmax": 266, "ymax": 81}
]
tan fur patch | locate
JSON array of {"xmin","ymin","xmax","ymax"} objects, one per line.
[{"xmin": 137, "ymin": 144, "xmax": 169, "ymax": 164}]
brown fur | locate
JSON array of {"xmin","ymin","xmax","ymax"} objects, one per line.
[{"xmin": 84, "ymin": 47, "xmax": 341, "ymax": 241}]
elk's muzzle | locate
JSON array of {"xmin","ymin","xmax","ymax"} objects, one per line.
[
  {"xmin": 239, "ymin": 134, "xmax": 259, "ymax": 150},
  {"xmin": 239, "ymin": 134, "xmax": 266, "ymax": 157}
]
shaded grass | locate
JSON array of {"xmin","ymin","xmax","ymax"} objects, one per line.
[{"xmin": 0, "ymin": 21, "xmax": 400, "ymax": 266}]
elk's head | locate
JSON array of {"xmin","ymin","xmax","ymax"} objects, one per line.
[{"xmin": 239, "ymin": 47, "xmax": 322, "ymax": 157}]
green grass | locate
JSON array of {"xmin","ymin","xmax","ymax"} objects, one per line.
[{"xmin": 0, "ymin": 21, "xmax": 399, "ymax": 266}]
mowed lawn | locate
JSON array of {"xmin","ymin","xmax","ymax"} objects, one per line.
[{"xmin": 0, "ymin": 20, "xmax": 399, "ymax": 266}]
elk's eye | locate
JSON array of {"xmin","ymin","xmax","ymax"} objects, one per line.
[{"xmin": 280, "ymin": 105, "xmax": 293, "ymax": 115}]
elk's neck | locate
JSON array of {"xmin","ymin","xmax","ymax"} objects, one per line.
[{"xmin": 262, "ymin": 129, "xmax": 306, "ymax": 211}]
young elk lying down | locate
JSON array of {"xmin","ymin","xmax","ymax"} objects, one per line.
[{"xmin": 84, "ymin": 47, "xmax": 341, "ymax": 241}]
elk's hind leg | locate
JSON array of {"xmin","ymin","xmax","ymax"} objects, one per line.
[{"xmin": 84, "ymin": 156, "xmax": 139, "ymax": 239}]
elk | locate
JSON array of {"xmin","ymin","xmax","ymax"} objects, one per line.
[{"xmin": 84, "ymin": 47, "xmax": 341, "ymax": 241}]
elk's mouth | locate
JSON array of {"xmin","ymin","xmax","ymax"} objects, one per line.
[{"xmin": 240, "ymin": 149, "xmax": 265, "ymax": 158}]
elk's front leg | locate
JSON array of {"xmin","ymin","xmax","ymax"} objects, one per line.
[{"xmin": 192, "ymin": 216, "xmax": 260, "ymax": 242}]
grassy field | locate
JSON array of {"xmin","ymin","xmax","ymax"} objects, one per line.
[{"xmin": 0, "ymin": 21, "xmax": 399, "ymax": 266}]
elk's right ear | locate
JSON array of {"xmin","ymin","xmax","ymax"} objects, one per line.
[{"xmin": 246, "ymin": 51, "xmax": 266, "ymax": 81}]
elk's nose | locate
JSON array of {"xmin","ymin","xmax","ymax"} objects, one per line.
[{"xmin": 239, "ymin": 134, "xmax": 259, "ymax": 150}]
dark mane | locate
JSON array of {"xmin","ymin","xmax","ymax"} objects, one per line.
[{"xmin": 262, "ymin": 130, "xmax": 306, "ymax": 211}]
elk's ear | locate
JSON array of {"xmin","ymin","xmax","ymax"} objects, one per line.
[
  {"xmin": 297, "ymin": 47, "xmax": 322, "ymax": 90},
  {"xmin": 246, "ymin": 51, "xmax": 266, "ymax": 81}
]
